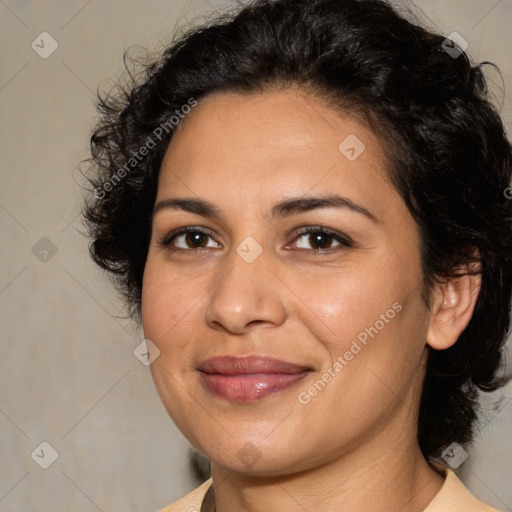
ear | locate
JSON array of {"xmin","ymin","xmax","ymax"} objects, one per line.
[{"xmin": 426, "ymin": 267, "xmax": 482, "ymax": 351}]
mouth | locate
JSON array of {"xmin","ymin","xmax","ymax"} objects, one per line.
[{"xmin": 197, "ymin": 355, "xmax": 313, "ymax": 403}]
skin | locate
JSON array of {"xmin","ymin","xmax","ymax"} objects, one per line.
[{"xmin": 141, "ymin": 88, "xmax": 481, "ymax": 512}]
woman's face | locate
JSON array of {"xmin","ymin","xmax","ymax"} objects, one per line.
[{"xmin": 142, "ymin": 89, "xmax": 431, "ymax": 475}]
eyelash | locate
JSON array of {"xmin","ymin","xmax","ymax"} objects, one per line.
[{"xmin": 158, "ymin": 225, "xmax": 354, "ymax": 254}]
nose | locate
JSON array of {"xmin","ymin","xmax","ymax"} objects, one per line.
[{"xmin": 203, "ymin": 247, "xmax": 287, "ymax": 335}]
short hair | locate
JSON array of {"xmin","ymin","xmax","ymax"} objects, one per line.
[{"xmin": 82, "ymin": 0, "xmax": 512, "ymax": 460}]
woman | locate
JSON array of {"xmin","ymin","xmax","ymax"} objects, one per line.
[{"xmin": 82, "ymin": 0, "xmax": 512, "ymax": 510}]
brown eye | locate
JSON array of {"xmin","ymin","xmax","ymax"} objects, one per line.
[
  {"xmin": 304, "ymin": 232, "xmax": 336, "ymax": 249},
  {"xmin": 161, "ymin": 228, "xmax": 221, "ymax": 250},
  {"xmin": 182, "ymin": 232, "xmax": 209, "ymax": 248},
  {"xmin": 291, "ymin": 228, "xmax": 353, "ymax": 251}
]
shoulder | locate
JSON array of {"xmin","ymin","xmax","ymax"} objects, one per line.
[
  {"xmin": 157, "ymin": 478, "xmax": 213, "ymax": 512},
  {"xmin": 424, "ymin": 468, "xmax": 502, "ymax": 512}
]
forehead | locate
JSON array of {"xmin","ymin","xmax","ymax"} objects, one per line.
[
  {"xmin": 168, "ymin": 88, "xmax": 381, "ymax": 157},
  {"xmin": 156, "ymin": 89, "xmax": 398, "ymax": 222}
]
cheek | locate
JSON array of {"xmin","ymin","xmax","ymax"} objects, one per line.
[
  {"xmin": 294, "ymin": 282, "xmax": 427, "ymax": 441},
  {"xmin": 290, "ymin": 255, "xmax": 414, "ymax": 356},
  {"xmin": 290, "ymin": 258, "xmax": 428, "ymax": 414},
  {"xmin": 141, "ymin": 259, "xmax": 199, "ymax": 354},
  {"xmin": 141, "ymin": 260, "xmax": 204, "ymax": 429}
]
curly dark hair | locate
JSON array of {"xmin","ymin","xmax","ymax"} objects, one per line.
[{"xmin": 82, "ymin": 0, "xmax": 512, "ymax": 461}]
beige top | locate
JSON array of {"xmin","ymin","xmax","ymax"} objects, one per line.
[{"xmin": 159, "ymin": 468, "xmax": 502, "ymax": 512}]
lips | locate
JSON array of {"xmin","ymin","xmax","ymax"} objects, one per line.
[{"xmin": 197, "ymin": 355, "xmax": 312, "ymax": 403}]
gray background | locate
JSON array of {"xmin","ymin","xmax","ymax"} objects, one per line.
[{"xmin": 1, "ymin": 1, "xmax": 511, "ymax": 510}]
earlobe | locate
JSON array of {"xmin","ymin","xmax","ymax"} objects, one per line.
[{"xmin": 426, "ymin": 271, "xmax": 482, "ymax": 351}]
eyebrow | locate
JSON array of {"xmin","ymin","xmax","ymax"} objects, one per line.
[{"xmin": 153, "ymin": 194, "xmax": 380, "ymax": 223}]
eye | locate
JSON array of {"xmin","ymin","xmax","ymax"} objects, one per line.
[
  {"xmin": 288, "ymin": 226, "xmax": 353, "ymax": 251},
  {"xmin": 159, "ymin": 227, "xmax": 220, "ymax": 250},
  {"xmin": 159, "ymin": 225, "xmax": 353, "ymax": 253}
]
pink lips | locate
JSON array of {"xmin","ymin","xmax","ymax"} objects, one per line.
[{"xmin": 197, "ymin": 356, "xmax": 312, "ymax": 403}]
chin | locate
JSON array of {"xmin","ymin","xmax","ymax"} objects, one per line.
[{"xmin": 197, "ymin": 433, "xmax": 321, "ymax": 477}]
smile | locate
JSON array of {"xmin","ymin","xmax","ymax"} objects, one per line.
[{"xmin": 197, "ymin": 355, "xmax": 313, "ymax": 403}]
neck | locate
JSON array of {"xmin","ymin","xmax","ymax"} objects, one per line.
[{"xmin": 209, "ymin": 423, "xmax": 445, "ymax": 512}]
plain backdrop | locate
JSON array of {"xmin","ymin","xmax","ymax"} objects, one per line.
[{"xmin": 1, "ymin": 1, "xmax": 511, "ymax": 510}]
